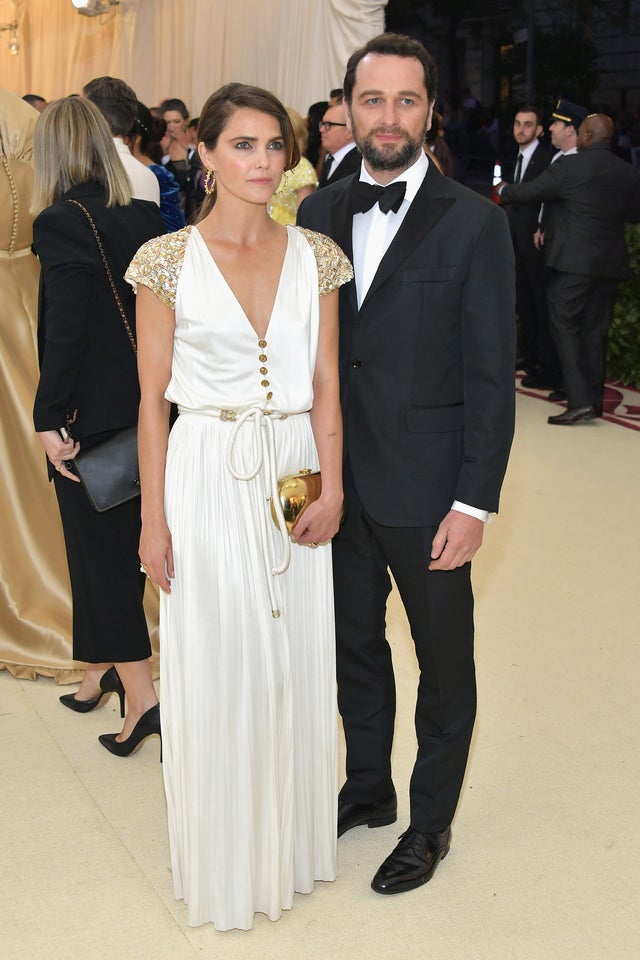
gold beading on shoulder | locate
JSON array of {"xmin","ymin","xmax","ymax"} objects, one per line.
[
  {"xmin": 126, "ymin": 226, "xmax": 192, "ymax": 309},
  {"xmin": 295, "ymin": 227, "xmax": 354, "ymax": 296}
]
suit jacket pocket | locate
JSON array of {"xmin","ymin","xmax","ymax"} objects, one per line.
[
  {"xmin": 406, "ymin": 403, "xmax": 464, "ymax": 433},
  {"xmin": 402, "ymin": 267, "xmax": 457, "ymax": 282}
]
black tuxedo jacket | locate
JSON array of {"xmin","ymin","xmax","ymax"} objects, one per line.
[
  {"xmin": 33, "ymin": 181, "xmax": 165, "ymax": 444},
  {"xmin": 501, "ymin": 143, "xmax": 640, "ymax": 279},
  {"xmin": 319, "ymin": 145, "xmax": 362, "ymax": 188},
  {"xmin": 507, "ymin": 141, "xmax": 553, "ymax": 259},
  {"xmin": 298, "ymin": 163, "xmax": 516, "ymax": 527}
]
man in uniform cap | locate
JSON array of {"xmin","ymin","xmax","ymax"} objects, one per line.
[
  {"xmin": 530, "ymin": 98, "xmax": 589, "ymax": 399},
  {"xmin": 544, "ymin": 99, "xmax": 588, "ymax": 171}
]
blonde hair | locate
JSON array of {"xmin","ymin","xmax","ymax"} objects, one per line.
[
  {"xmin": 286, "ymin": 107, "xmax": 308, "ymax": 155},
  {"xmin": 32, "ymin": 97, "xmax": 132, "ymax": 211}
]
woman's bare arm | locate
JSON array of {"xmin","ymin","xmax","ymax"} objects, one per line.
[
  {"xmin": 136, "ymin": 284, "xmax": 175, "ymax": 592},
  {"xmin": 291, "ymin": 287, "xmax": 343, "ymax": 545}
]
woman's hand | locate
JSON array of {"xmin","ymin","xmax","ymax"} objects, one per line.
[
  {"xmin": 139, "ymin": 520, "xmax": 174, "ymax": 593},
  {"xmin": 37, "ymin": 429, "xmax": 81, "ymax": 482},
  {"xmin": 290, "ymin": 493, "xmax": 343, "ymax": 547}
]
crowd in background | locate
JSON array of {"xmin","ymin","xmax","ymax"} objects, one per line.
[{"xmin": 19, "ymin": 84, "xmax": 640, "ymax": 225}]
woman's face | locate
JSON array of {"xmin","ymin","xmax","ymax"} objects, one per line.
[
  {"xmin": 164, "ymin": 110, "xmax": 187, "ymax": 140},
  {"xmin": 200, "ymin": 107, "xmax": 287, "ymax": 205}
]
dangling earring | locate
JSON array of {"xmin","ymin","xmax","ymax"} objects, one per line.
[{"xmin": 204, "ymin": 169, "xmax": 216, "ymax": 195}]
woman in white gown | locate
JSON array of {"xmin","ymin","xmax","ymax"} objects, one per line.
[{"xmin": 126, "ymin": 84, "xmax": 352, "ymax": 931}]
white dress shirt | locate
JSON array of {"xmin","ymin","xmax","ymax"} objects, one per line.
[
  {"xmin": 351, "ymin": 151, "xmax": 489, "ymax": 524},
  {"xmin": 517, "ymin": 138, "xmax": 541, "ymax": 179},
  {"xmin": 114, "ymin": 138, "xmax": 160, "ymax": 206}
]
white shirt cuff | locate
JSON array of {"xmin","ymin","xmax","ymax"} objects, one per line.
[{"xmin": 451, "ymin": 501, "xmax": 491, "ymax": 524}]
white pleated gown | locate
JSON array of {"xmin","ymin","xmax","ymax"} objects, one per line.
[{"xmin": 155, "ymin": 226, "xmax": 339, "ymax": 930}]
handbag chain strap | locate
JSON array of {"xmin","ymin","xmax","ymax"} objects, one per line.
[{"xmin": 66, "ymin": 199, "xmax": 137, "ymax": 356}]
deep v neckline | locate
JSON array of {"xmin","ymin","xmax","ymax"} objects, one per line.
[{"xmin": 192, "ymin": 225, "xmax": 291, "ymax": 341}]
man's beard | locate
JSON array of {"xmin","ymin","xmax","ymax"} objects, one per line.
[{"xmin": 353, "ymin": 122, "xmax": 426, "ymax": 172}]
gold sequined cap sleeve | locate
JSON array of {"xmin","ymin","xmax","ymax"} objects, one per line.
[
  {"xmin": 295, "ymin": 227, "xmax": 354, "ymax": 296},
  {"xmin": 125, "ymin": 226, "xmax": 192, "ymax": 309}
]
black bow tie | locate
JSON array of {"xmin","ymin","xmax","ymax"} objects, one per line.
[{"xmin": 351, "ymin": 180, "xmax": 407, "ymax": 215}]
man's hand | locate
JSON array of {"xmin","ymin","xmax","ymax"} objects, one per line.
[
  {"xmin": 533, "ymin": 228, "xmax": 545, "ymax": 249},
  {"xmin": 429, "ymin": 510, "xmax": 484, "ymax": 571}
]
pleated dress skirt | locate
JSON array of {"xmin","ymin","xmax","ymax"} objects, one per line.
[{"xmin": 160, "ymin": 408, "xmax": 337, "ymax": 930}]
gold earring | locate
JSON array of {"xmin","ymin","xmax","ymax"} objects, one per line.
[{"xmin": 204, "ymin": 169, "xmax": 216, "ymax": 195}]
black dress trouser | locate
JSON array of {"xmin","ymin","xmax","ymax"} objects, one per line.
[
  {"xmin": 546, "ymin": 268, "xmax": 619, "ymax": 409},
  {"xmin": 332, "ymin": 463, "xmax": 477, "ymax": 834}
]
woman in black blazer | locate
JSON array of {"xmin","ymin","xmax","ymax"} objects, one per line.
[{"xmin": 32, "ymin": 97, "xmax": 164, "ymax": 756}]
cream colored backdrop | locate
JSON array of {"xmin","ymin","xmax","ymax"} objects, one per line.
[{"xmin": 0, "ymin": 0, "xmax": 387, "ymax": 116}]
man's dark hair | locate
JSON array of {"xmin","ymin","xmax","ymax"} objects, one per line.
[
  {"xmin": 329, "ymin": 88, "xmax": 343, "ymax": 100},
  {"xmin": 160, "ymin": 98, "xmax": 189, "ymax": 120},
  {"xmin": 343, "ymin": 32, "xmax": 438, "ymax": 106},
  {"xmin": 22, "ymin": 94, "xmax": 46, "ymax": 107},
  {"xmin": 83, "ymin": 76, "xmax": 138, "ymax": 137},
  {"xmin": 516, "ymin": 104, "xmax": 542, "ymax": 124},
  {"xmin": 129, "ymin": 100, "xmax": 167, "ymax": 164}
]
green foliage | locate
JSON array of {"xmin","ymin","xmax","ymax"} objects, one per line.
[
  {"xmin": 500, "ymin": 25, "xmax": 599, "ymax": 111},
  {"xmin": 608, "ymin": 225, "xmax": 640, "ymax": 387}
]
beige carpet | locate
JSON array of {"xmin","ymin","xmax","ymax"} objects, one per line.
[{"xmin": 1, "ymin": 391, "xmax": 639, "ymax": 960}]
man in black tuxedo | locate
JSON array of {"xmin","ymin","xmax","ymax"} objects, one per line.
[
  {"xmin": 507, "ymin": 105, "xmax": 558, "ymax": 389},
  {"xmin": 500, "ymin": 113, "xmax": 640, "ymax": 424},
  {"xmin": 298, "ymin": 33, "xmax": 515, "ymax": 894},
  {"xmin": 317, "ymin": 99, "xmax": 362, "ymax": 187}
]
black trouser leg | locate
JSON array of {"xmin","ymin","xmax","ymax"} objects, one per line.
[
  {"xmin": 546, "ymin": 270, "xmax": 594, "ymax": 408},
  {"xmin": 333, "ymin": 467, "xmax": 396, "ymax": 803},
  {"xmin": 333, "ymin": 467, "xmax": 476, "ymax": 831}
]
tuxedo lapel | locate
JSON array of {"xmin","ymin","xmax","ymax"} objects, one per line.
[
  {"xmin": 328, "ymin": 175, "xmax": 358, "ymax": 313},
  {"xmin": 361, "ymin": 165, "xmax": 454, "ymax": 309}
]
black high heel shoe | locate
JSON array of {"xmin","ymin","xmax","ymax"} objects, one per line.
[
  {"xmin": 98, "ymin": 703, "xmax": 161, "ymax": 759},
  {"xmin": 59, "ymin": 666, "xmax": 126, "ymax": 718}
]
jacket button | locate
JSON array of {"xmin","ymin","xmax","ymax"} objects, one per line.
[{"xmin": 351, "ymin": 358, "xmax": 362, "ymax": 367}]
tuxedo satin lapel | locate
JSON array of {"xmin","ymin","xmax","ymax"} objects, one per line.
[{"xmin": 361, "ymin": 169, "xmax": 455, "ymax": 309}]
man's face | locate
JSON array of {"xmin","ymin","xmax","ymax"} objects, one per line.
[
  {"xmin": 319, "ymin": 103, "xmax": 352, "ymax": 155},
  {"xmin": 346, "ymin": 53, "xmax": 433, "ymax": 181},
  {"xmin": 513, "ymin": 112, "xmax": 541, "ymax": 147},
  {"xmin": 550, "ymin": 119, "xmax": 575, "ymax": 152}
]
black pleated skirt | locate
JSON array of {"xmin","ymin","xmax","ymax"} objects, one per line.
[{"xmin": 53, "ymin": 472, "xmax": 151, "ymax": 663}]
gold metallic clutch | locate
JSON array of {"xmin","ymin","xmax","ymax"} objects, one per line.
[{"xmin": 271, "ymin": 469, "xmax": 322, "ymax": 534}]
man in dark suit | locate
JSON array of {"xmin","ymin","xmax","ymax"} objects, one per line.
[
  {"xmin": 507, "ymin": 105, "xmax": 558, "ymax": 389},
  {"xmin": 317, "ymin": 99, "xmax": 361, "ymax": 187},
  {"xmin": 298, "ymin": 33, "xmax": 515, "ymax": 894},
  {"xmin": 532, "ymin": 98, "xmax": 588, "ymax": 402},
  {"xmin": 500, "ymin": 113, "xmax": 640, "ymax": 423}
]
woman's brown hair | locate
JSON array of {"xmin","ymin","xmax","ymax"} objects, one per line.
[{"xmin": 195, "ymin": 83, "xmax": 300, "ymax": 222}]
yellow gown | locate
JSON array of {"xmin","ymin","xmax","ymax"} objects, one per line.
[{"xmin": 269, "ymin": 156, "xmax": 318, "ymax": 226}]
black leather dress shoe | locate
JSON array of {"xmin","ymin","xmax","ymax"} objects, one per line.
[
  {"xmin": 337, "ymin": 791, "xmax": 397, "ymax": 838},
  {"xmin": 371, "ymin": 826, "xmax": 451, "ymax": 895},
  {"xmin": 548, "ymin": 406, "xmax": 597, "ymax": 425}
]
